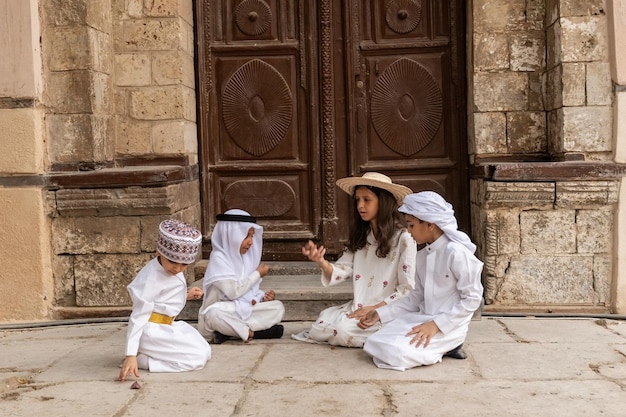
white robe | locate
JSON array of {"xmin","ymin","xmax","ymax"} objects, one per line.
[
  {"xmin": 363, "ymin": 235, "xmax": 483, "ymax": 370},
  {"xmin": 125, "ymin": 258, "xmax": 211, "ymax": 372},
  {"xmin": 198, "ymin": 271, "xmax": 285, "ymax": 341},
  {"xmin": 292, "ymin": 229, "xmax": 417, "ymax": 347},
  {"xmin": 198, "ymin": 211, "xmax": 284, "ymax": 341}
]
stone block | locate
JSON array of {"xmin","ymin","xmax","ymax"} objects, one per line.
[
  {"xmin": 560, "ymin": 0, "xmax": 607, "ymax": 17},
  {"xmin": 115, "ymin": 118, "xmax": 152, "ymax": 155},
  {"xmin": 90, "ymin": 29, "xmax": 113, "ymax": 74},
  {"xmin": 576, "ymin": 209, "xmax": 613, "ymax": 253},
  {"xmin": 510, "ymin": 31, "xmax": 545, "ymax": 71},
  {"xmin": 484, "ymin": 182, "xmax": 555, "ymax": 209},
  {"xmin": 545, "ymin": 65, "xmax": 563, "ymax": 111},
  {"xmin": 75, "ymin": 253, "xmax": 152, "ymax": 306},
  {"xmin": 586, "ymin": 62, "xmax": 612, "ymax": 106},
  {"xmin": 153, "ymin": 51, "xmax": 195, "ymax": 87},
  {"xmin": 562, "ymin": 106, "xmax": 612, "ymax": 152},
  {"xmin": 507, "ymin": 111, "xmax": 547, "ymax": 153},
  {"xmin": 140, "ymin": 216, "xmax": 168, "ymax": 252},
  {"xmin": 47, "ymin": 114, "xmax": 96, "ymax": 163},
  {"xmin": 545, "ymin": 0, "xmax": 559, "ymax": 26},
  {"xmin": 153, "ymin": 121, "xmax": 191, "ymax": 154},
  {"xmin": 562, "ymin": 63, "xmax": 586, "ymax": 106},
  {"xmin": 593, "ymin": 255, "xmax": 612, "ymax": 304},
  {"xmin": 485, "ymin": 210, "xmax": 521, "ymax": 255},
  {"xmin": 144, "ymin": 0, "xmax": 179, "ymax": 17},
  {"xmin": 115, "ymin": 54, "xmax": 151, "ymax": 86},
  {"xmin": 561, "ymin": 16, "xmax": 608, "ymax": 63},
  {"xmin": 85, "ymin": 0, "xmax": 112, "ymax": 33},
  {"xmin": 547, "ymin": 108, "xmax": 564, "ymax": 153},
  {"xmin": 473, "ymin": 0, "xmax": 531, "ymax": 32},
  {"xmin": 473, "ymin": 33, "xmax": 509, "ymax": 71},
  {"xmin": 496, "ymin": 255, "xmax": 596, "ymax": 304},
  {"xmin": 92, "ymin": 73, "xmax": 112, "ymax": 115},
  {"xmin": 474, "ymin": 112, "xmax": 507, "ymax": 155},
  {"xmin": 43, "ymin": 0, "xmax": 87, "ymax": 26},
  {"xmin": 473, "ymin": 72, "xmax": 529, "ymax": 112},
  {"xmin": 47, "ymin": 71, "xmax": 93, "ymax": 113},
  {"xmin": 116, "ymin": 19, "xmax": 181, "ymax": 52},
  {"xmin": 546, "ymin": 19, "xmax": 562, "ymax": 70},
  {"xmin": 46, "ymin": 26, "xmax": 90, "ymax": 71},
  {"xmin": 51, "ymin": 217, "xmax": 140, "ymax": 255},
  {"xmin": 54, "ymin": 180, "xmax": 201, "ymax": 217},
  {"xmin": 129, "ymin": 86, "xmax": 187, "ymax": 120},
  {"xmin": 52, "ymin": 255, "xmax": 76, "ymax": 306},
  {"xmin": 556, "ymin": 181, "xmax": 620, "ymax": 207},
  {"xmin": 527, "ymin": 71, "xmax": 544, "ymax": 111},
  {"xmin": 520, "ymin": 210, "xmax": 576, "ymax": 254},
  {"xmin": 0, "ymin": 108, "xmax": 44, "ymax": 174}
]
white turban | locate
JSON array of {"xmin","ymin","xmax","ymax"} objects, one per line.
[{"xmin": 399, "ymin": 191, "xmax": 476, "ymax": 253}]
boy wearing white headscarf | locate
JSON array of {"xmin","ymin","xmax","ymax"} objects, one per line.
[
  {"xmin": 198, "ymin": 209, "xmax": 285, "ymax": 343},
  {"xmin": 119, "ymin": 219, "xmax": 211, "ymax": 382},
  {"xmin": 360, "ymin": 191, "xmax": 484, "ymax": 371}
]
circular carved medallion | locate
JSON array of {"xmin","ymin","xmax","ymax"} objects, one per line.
[
  {"xmin": 235, "ymin": 0, "xmax": 272, "ymax": 36},
  {"xmin": 371, "ymin": 58, "xmax": 443, "ymax": 156},
  {"xmin": 222, "ymin": 59, "xmax": 293, "ymax": 156},
  {"xmin": 385, "ymin": 0, "xmax": 422, "ymax": 34}
]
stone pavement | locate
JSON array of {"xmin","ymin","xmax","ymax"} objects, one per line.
[{"xmin": 1, "ymin": 317, "xmax": 625, "ymax": 417}]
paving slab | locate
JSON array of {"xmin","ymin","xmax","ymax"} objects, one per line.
[{"xmin": 0, "ymin": 317, "xmax": 625, "ymax": 417}]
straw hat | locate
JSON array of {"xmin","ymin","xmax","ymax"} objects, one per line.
[{"xmin": 336, "ymin": 172, "xmax": 412, "ymax": 205}]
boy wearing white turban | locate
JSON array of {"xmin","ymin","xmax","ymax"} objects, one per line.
[
  {"xmin": 119, "ymin": 219, "xmax": 211, "ymax": 382},
  {"xmin": 360, "ymin": 191, "xmax": 484, "ymax": 371},
  {"xmin": 198, "ymin": 209, "xmax": 285, "ymax": 343}
]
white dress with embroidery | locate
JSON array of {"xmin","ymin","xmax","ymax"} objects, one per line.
[{"xmin": 292, "ymin": 229, "xmax": 416, "ymax": 347}]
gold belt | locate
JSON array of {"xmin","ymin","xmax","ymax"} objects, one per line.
[{"xmin": 149, "ymin": 312, "xmax": 174, "ymax": 325}]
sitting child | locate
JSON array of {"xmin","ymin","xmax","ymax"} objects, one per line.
[
  {"xmin": 118, "ymin": 219, "xmax": 211, "ymax": 381},
  {"xmin": 198, "ymin": 209, "xmax": 285, "ymax": 343},
  {"xmin": 360, "ymin": 191, "xmax": 484, "ymax": 371}
]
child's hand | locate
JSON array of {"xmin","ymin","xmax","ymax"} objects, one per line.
[
  {"xmin": 186, "ymin": 286, "xmax": 203, "ymax": 301},
  {"xmin": 302, "ymin": 240, "xmax": 326, "ymax": 264},
  {"xmin": 262, "ymin": 289, "xmax": 276, "ymax": 302},
  {"xmin": 118, "ymin": 356, "xmax": 139, "ymax": 381},
  {"xmin": 257, "ymin": 263, "xmax": 269, "ymax": 277},
  {"xmin": 348, "ymin": 305, "xmax": 375, "ymax": 320},
  {"xmin": 357, "ymin": 310, "xmax": 380, "ymax": 329},
  {"xmin": 406, "ymin": 320, "xmax": 440, "ymax": 348}
]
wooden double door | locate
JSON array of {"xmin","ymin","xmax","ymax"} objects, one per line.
[{"xmin": 196, "ymin": 0, "xmax": 468, "ymax": 259}]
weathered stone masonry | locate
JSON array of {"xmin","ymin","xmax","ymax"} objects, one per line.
[{"xmin": 2, "ymin": 0, "xmax": 626, "ymax": 321}]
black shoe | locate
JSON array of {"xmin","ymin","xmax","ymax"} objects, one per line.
[
  {"xmin": 252, "ymin": 324, "xmax": 284, "ymax": 340},
  {"xmin": 213, "ymin": 331, "xmax": 230, "ymax": 344},
  {"xmin": 444, "ymin": 344, "xmax": 467, "ymax": 359}
]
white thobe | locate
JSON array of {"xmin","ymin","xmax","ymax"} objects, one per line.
[
  {"xmin": 198, "ymin": 270, "xmax": 285, "ymax": 341},
  {"xmin": 293, "ymin": 229, "xmax": 417, "ymax": 347},
  {"xmin": 125, "ymin": 258, "xmax": 211, "ymax": 372},
  {"xmin": 363, "ymin": 235, "xmax": 483, "ymax": 370}
]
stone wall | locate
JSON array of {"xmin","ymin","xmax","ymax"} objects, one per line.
[
  {"xmin": 471, "ymin": 0, "xmax": 624, "ymax": 312},
  {"xmin": 40, "ymin": 0, "xmax": 201, "ymax": 319}
]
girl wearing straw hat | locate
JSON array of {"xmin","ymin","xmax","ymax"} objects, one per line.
[{"xmin": 292, "ymin": 172, "xmax": 417, "ymax": 347}]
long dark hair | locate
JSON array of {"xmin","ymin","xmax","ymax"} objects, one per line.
[{"xmin": 345, "ymin": 185, "xmax": 406, "ymax": 257}]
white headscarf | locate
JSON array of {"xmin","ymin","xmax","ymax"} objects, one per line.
[
  {"xmin": 203, "ymin": 209, "xmax": 264, "ymax": 319},
  {"xmin": 399, "ymin": 191, "xmax": 476, "ymax": 253}
]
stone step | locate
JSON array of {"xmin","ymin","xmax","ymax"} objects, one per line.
[{"xmin": 180, "ymin": 261, "xmax": 353, "ymax": 321}]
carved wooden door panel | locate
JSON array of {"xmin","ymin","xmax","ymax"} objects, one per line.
[
  {"xmin": 196, "ymin": 0, "xmax": 468, "ymax": 259},
  {"xmin": 197, "ymin": 1, "xmax": 321, "ymax": 259},
  {"xmin": 344, "ymin": 0, "xmax": 469, "ymax": 230}
]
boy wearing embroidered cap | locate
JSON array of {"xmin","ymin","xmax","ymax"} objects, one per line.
[
  {"xmin": 293, "ymin": 172, "xmax": 417, "ymax": 347},
  {"xmin": 118, "ymin": 219, "xmax": 211, "ymax": 382},
  {"xmin": 360, "ymin": 191, "xmax": 484, "ymax": 371},
  {"xmin": 198, "ymin": 209, "xmax": 285, "ymax": 343}
]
